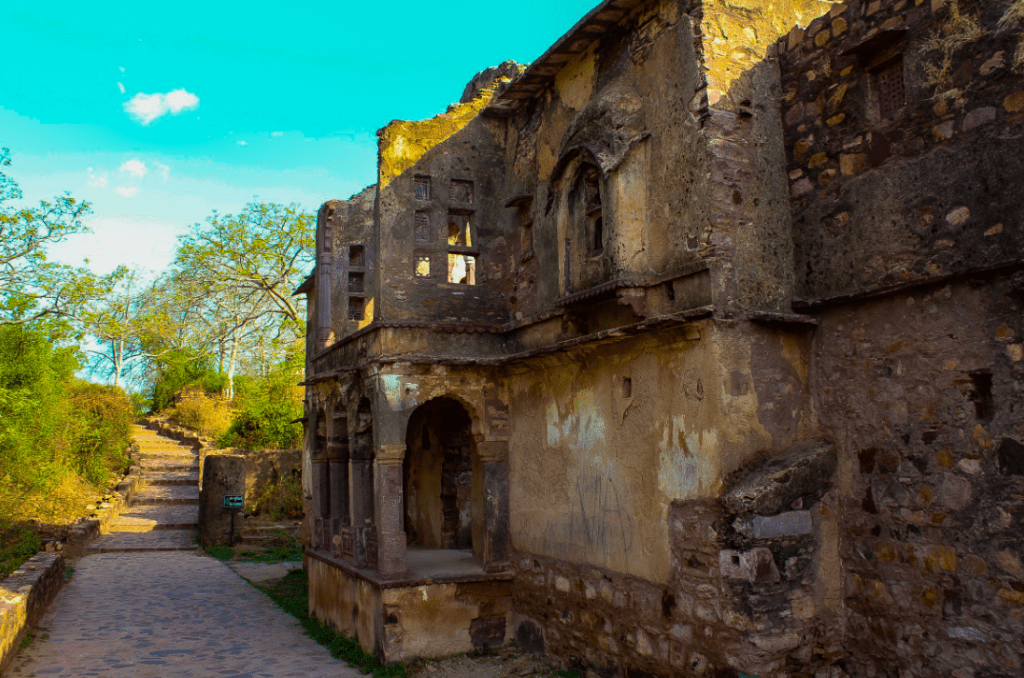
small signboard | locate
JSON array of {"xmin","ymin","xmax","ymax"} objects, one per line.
[{"xmin": 223, "ymin": 495, "xmax": 244, "ymax": 509}]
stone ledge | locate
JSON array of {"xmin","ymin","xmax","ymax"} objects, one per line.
[{"xmin": 0, "ymin": 552, "xmax": 64, "ymax": 675}]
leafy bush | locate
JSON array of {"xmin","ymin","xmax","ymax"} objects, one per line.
[
  {"xmin": 0, "ymin": 520, "xmax": 42, "ymax": 579},
  {"xmin": 67, "ymin": 382, "xmax": 133, "ymax": 484},
  {"xmin": 173, "ymin": 386, "xmax": 232, "ymax": 439},
  {"xmin": 249, "ymin": 473, "xmax": 303, "ymax": 520},
  {"xmin": 218, "ymin": 352, "xmax": 302, "ymax": 450},
  {"xmin": 150, "ymin": 349, "xmax": 222, "ymax": 412}
]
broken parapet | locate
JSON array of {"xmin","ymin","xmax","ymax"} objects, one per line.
[
  {"xmin": 459, "ymin": 60, "xmax": 525, "ymax": 104},
  {"xmin": 722, "ymin": 439, "xmax": 836, "ymax": 515}
]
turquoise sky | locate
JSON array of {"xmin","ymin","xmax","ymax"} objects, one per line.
[{"xmin": 2, "ymin": 0, "xmax": 597, "ymax": 274}]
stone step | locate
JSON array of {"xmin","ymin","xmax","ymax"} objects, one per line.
[
  {"xmin": 109, "ymin": 505, "xmax": 199, "ymax": 532},
  {"xmin": 145, "ymin": 471, "xmax": 201, "ymax": 486},
  {"xmin": 140, "ymin": 458, "xmax": 200, "ymax": 471},
  {"xmin": 86, "ymin": 529, "xmax": 198, "ymax": 553},
  {"xmin": 133, "ymin": 485, "xmax": 200, "ymax": 505}
]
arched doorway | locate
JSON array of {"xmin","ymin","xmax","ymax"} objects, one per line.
[{"xmin": 403, "ymin": 398, "xmax": 480, "ymax": 555}]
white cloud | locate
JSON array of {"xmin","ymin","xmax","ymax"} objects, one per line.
[
  {"xmin": 116, "ymin": 186, "xmax": 139, "ymax": 199},
  {"xmin": 271, "ymin": 131, "xmax": 283, "ymax": 137},
  {"xmin": 87, "ymin": 167, "xmax": 109, "ymax": 189},
  {"xmin": 236, "ymin": 140, "xmax": 248, "ymax": 146},
  {"xmin": 152, "ymin": 161, "xmax": 171, "ymax": 180},
  {"xmin": 117, "ymin": 82, "xmax": 126, "ymax": 94},
  {"xmin": 119, "ymin": 159, "xmax": 148, "ymax": 178},
  {"xmin": 123, "ymin": 88, "xmax": 200, "ymax": 125},
  {"xmin": 118, "ymin": 66, "xmax": 126, "ymax": 73}
]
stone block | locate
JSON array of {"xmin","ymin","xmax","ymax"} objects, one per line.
[
  {"xmin": 739, "ymin": 510, "xmax": 814, "ymax": 539},
  {"xmin": 198, "ymin": 454, "xmax": 246, "ymax": 547},
  {"xmin": 722, "ymin": 440, "xmax": 836, "ymax": 516},
  {"xmin": 963, "ymin": 107, "xmax": 996, "ymax": 131},
  {"xmin": 719, "ymin": 548, "xmax": 780, "ymax": 584}
]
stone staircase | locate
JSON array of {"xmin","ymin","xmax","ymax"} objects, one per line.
[{"xmin": 86, "ymin": 424, "xmax": 201, "ymax": 553}]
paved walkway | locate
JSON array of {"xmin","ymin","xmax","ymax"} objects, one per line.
[{"xmin": 7, "ymin": 425, "xmax": 361, "ymax": 678}]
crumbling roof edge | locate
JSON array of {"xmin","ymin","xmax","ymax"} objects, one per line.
[{"xmin": 485, "ymin": 0, "xmax": 645, "ymax": 114}]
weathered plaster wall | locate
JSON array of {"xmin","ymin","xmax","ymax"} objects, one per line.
[{"xmin": 508, "ymin": 320, "xmax": 815, "ymax": 585}]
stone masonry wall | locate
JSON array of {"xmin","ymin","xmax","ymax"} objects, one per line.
[
  {"xmin": 779, "ymin": 0, "xmax": 1024, "ymax": 302},
  {"xmin": 0, "ymin": 552, "xmax": 64, "ymax": 675},
  {"xmin": 814, "ymin": 276, "xmax": 1024, "ymax": 677}
]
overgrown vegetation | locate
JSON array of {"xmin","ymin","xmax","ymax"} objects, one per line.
[
  {"xmin": 1000, "ymin": 0, "xmax": 1024, "ymax": 68},
  {"xmin": 0, "ymin": 520, "xmax": 42, "ymax": 578},
  {"xmin": 255, "ymin": 568, "xmax": 409, "ymax": 678},
  {"xmin": 0, "ymin": 325, "xmax": 134, "ymax": 525},
  {"xmin": 917, "ymin": 0, "xmax": 985, "ymax": 102},
  {"xmin": 217, "ymin": 351, "xmax": 304, "ymax": 450}
]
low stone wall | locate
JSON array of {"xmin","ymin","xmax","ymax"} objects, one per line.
[{"xmin": 0, "ymin": 552, "xmax": 65, "ymax": 674}]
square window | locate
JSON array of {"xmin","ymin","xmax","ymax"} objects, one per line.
[
  {"xmin": 414, "ymin": 212, "xmax": 430, "ymax": 242},
  {"xmin": 450, "ymin": 179, "xmax": 473, "ymax": 203},
  {"xmin": 447, "ymin": 254, "xmax": 476, "ymax": 285},
  {"xmin": 414, "ymin": 176, "xmax": 431, "ymax": 201},
  {"xmin": 415, "ymin": 256, "xmax": 431, "ymax": 278}
]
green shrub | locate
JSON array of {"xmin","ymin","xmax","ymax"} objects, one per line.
[
  {"xmin": 67, "ymin": 381, "xmax": 134, "ymax": 484},
  {"xmin": 218, "ymin": 398, "xmax": 302, "ymax": 450},
  {"xmin": 173, "ymin": 386, "xmax": 232, "ymax": 438},
  {"xmin": 150, "ymin": 349, "xmax": 222, "ymax": 412}
]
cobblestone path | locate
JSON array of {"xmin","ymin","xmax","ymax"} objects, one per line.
[{"xmin": 8, "ymin": 426, "xmax": 361, "ymax": 678}]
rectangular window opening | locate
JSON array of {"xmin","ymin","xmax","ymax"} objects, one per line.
[
  {"xmin": 876, "ymin": 58, "xmax": 905, "ymax": 120},
  {"xmin": 347, "ymin": 297, "xmax": 365, "ymax": 321},
  {"xmin": 447, "ymin": 254, "xmax": 476, "ymax": 285},
  {"xmin": 349, "ymin": 245, "xmax": 365, "ymax": 268},
  {"xmin": 450, "ymin": 179, "xmax": 474, "ymax": 204},
  {"xmin": 348, "ymin": 272, "xmax": 364, "ymax": 293},
  {"xmin": 414, "ymin": 212, "xmax": 430, "ymax": 242},
  {"xmin": 447, "ymin": 214, "xmax": 472, "ymax": 247},
  {"xmin": 414, "ymin": 176, "xmax": 431, "ymax": 201},
  {"xmin": 415, "ymin": 256, "xmax": 431, "ymax": 278}
]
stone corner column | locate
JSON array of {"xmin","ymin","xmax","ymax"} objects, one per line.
[
  {"xmin": 199, "ymin": 454, "xmax": 247, "ymax": 547},
  {"xmin": 477, "ymin": 438, "xmax": 510, "ymax": 572},
  {"xmin": 375, "ymin": 443, "xmax": 407, "ymax": 578}
]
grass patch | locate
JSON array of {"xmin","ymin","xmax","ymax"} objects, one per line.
[
  {"xmin": 255, "ymin": 568, "xmax": 408, "ymax": 678},
  {"xmin": 205, "ymin": 543, "xmax": 235, "ymax": 561},
  {"xmin": 235, "ymin": 531, "xmax": 303, "ymax": 563}
]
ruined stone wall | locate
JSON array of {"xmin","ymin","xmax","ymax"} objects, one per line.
[
  {"xmin": 812, "ymin": 277, "xmax": 1024, "ymax": 677},
  {"xmin": 500, "ymin": 0, "xmax": 712, "ymax": 315},
  {"xmin": 779, "ymin": 0, "xmax": 1024, "ymax": 303},
  {"xmin": 374, "ymin": 88, "xmax": 516, "ymax": 326}
]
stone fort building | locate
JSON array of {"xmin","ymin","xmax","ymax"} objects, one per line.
[{"xmin": 297, "ymin": 0, "xmax": 1024, "ymax": 675}]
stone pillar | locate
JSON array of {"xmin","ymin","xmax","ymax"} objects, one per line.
[
  {"xmin": 199, "ymin": 454, "xmax": 246, "ymax": 547},
  {"xmin": 349, "ymin": 449, "xmax": 374, "ymax": 568},
  {"xmin": 478, "ymin": 439, "xmax": 510, "ymax": 572},
  {"xmin": 328, "ymin": 443, "xmax": 350, "ymax": 528},
  {"xmin": 376, "ymin": 443, "xmax": 407, "ymax": 577}
]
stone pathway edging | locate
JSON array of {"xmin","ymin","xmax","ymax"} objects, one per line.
[{"xmin": 0, "ymin": 552, "xmax": 65, "ymax": 675}]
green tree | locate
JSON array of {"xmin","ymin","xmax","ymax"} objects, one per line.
[{"xmin": 0, "ymin": 148, "xmax": 93, "ymax": 326}]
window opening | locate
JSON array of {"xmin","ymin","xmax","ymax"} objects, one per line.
[
  {"xmin": 447, "ymin": 214, "xmax": 472, "ymax": 247},
  {"xmin": 415, "ymin": 256, "xmax": 431, "ymax": 278},
  {"xmin": 522, "ymin": 219, "xmax": 534, "ymax": 260},
  {"xmin": 622, "ymin": 377, "xmax": 632, "ymax": 399},
  {"xmin": 347, "ymin": 297, "xmax": 365, "ymax": 321},
  {"xmin": 414, "ymin": 176, "xmax": 431, "ymax": 201},
  {"xmin": 349, "ymin": 245, "xmax": 365, "ymax": 268},
  {"xmin": 876, "ymin": 58, "xmax": 905, "ymax": 120},
  {"xmin": 447, "ymin": 254, "xmax": 476, "ymax": 285},
  {"xmin": 582, "ymin": 166, "xmax": 604, "ymax": 256},
  {"xmin": 414, "ymin": 212, "xmax": 430, "ymax": 242},
  {"xmin": 450, "ymin": 179, "xmax": 474, "ymax": 204},
  {"xmin": 348, "ymin": 272, "xmax": 364, "ymax": 293}
]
